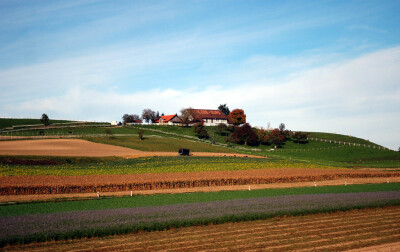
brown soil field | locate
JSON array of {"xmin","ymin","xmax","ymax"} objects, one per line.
[
  {"xmin": 5, "ymin": 206, "xmax": 400, "ymax": 251},
  {"xmin": 2, "ymin": 177, "xmax": 400, "ymax": 202},
  {"xmin": 0, "ymin": 138, "xmax": 262, "ymax": 158},
  {"xmin": 1, "ymin": 168, "xmax": 399, "ymax": 196}
]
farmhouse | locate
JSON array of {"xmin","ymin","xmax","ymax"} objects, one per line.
[
  {"xmin": 156, "ymin": 114, "xmax": 183, "ymax": 125},
  {"xmin": 183, "ymin": 109, "xmax": 233, "ymax": 126}
]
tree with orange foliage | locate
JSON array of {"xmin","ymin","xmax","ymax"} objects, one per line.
[{"xmin": 229, "ymin": 109, "xmax": 246, "ymax": 125}]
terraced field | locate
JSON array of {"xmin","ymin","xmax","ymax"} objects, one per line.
[{"xmin": 5, "ymin": 206, "xmax": 400, "ymax": 251}]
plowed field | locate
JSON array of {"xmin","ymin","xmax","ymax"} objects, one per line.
[
  {"xmin": 5, "ymin": 206, "xmax": 400, "ymax": 251},
  {"xmin": 0, "ymin": 139, "xmax": 262, "ymax": 158},
  {"xmin": 1, "ymin": 168, "xmax": 399, "ymax": 196}
]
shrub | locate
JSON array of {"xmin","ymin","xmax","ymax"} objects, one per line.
[{"xmin": 194, "ymin": 123, "xmax": 209, "ymax": 139}]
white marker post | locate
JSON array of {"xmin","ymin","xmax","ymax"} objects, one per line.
[
  {"xmin": 97, "ymin": 192, "xmax": 99, "ymax": 198},
  {"xmin": 131, "ymin": 190, "xmax": 133, "ymax": 197},
  {"xmin": 345, "ymin": 181, "xmax": 347, "ymax": 186},
  {"xmin": 387, "ymin": 179, "xmax": 389, "ymax": 184},
  {"xmin": 314, "ymin": 182, "xmax": 317, "ymax": 187},
  {"xmin": 249, "ymin": 185, "xmax": 251, "ymax": 191}
]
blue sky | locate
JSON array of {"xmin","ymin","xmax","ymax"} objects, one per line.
[{"xmin": 1, "ymin": 0, "xmax": 399, "ymax": 149}]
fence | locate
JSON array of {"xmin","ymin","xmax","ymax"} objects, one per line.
[{"xmin": 307, "ymin": 137, "xmax": 392, "ymax": 151}]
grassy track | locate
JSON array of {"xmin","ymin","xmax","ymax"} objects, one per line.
[{"xmin": 1, "ymin": 183, "xmax": 399, "ymax": 216}]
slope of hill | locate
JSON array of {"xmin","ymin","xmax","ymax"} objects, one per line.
[
  {"xmin": 0, "ymin": 122, "xmax": 398, "ymax": 168},
  {"xmin": 0, "ymin": 118, "xmax": 74, "ymax": 129}
]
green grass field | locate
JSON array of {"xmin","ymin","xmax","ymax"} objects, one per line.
[
  {"xmin": 1, "ymin": 183, "xmax": 399, "ymax": 216},
  {"xmin": 0, "ymin": 156, "xmax": 333, "ymax": 176},
  {"xmin": 1, "ymin": 123, "xmax": 399, "ymax": 168},
  {"xmin": 0, "ymin": 118, "xmax": 74, "ymax": 129},
  {"xmin": 86, "ymin": 135, "xmax": 234, "ymax": 153}
]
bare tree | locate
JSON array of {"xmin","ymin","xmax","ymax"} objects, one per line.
[
  {"xmin": 279, "ymin": 123, "xmax": 286, "ymax": 132},
  {"xmin": 180, "ymin": 107, "xmax": 194, "ymax": 126},
  {"xmin": 141, "ymin": 109, "xmax": 157, "ymax": 123}
]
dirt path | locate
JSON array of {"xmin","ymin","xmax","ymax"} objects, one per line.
[
  {"xmin": 0, "ymin": 138, "xmax": 263, "ymax": 158},
  {"xmin": 2, "ymin": 177, "xmax": 399, "ymax": 203},
  {"xmin": 5, "ymin": 206, "xmax": 400, "ymax": 251}
]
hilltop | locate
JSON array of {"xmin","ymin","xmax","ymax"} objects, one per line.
[{"xmin": 0, "ymin": 118, "xmax": 399, "ymax": 169}]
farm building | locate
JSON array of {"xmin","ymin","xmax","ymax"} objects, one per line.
[
  {"xmin": 182, "ymin": 109, "xmax": 233, "ymax": 126},
  {"xmin": 155, "ymin": 114, "xmax": 183, "ymax": 125},
  {"xmin": 126, "ymin": 119, "xmax": 143, "ymax": 125}
]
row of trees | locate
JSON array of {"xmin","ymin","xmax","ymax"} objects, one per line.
[
  {"xmin": 229, "ymin": 123, "xmax": 309, "ymax": 147},
  {"xmin": 193, "ymin": 120, "xmax": 309, "ymax": 148},
  {"xmin": 122, "ymin": 109, "xmax": 164, "ymax": 124}
]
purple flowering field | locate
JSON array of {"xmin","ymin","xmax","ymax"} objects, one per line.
[{"xmin": 1, "ymin": 191, "xmax": 399, "ymax": 244}]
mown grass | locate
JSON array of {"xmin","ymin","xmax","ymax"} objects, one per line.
[
  {"xmin": 1, "ymin": 183, "xmax": 399, "ymax": 216},
  {"xmin": 0, "ymin": 156, "xmax": 332, "ymax": 176}
]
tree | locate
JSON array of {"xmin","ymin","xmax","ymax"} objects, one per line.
[
  {"xmin": 231, "ymin": 123, "xmax": 259, "ymax": 146},
  {"xmin": 279, "ymin": 123, "xmax": 286, "ymax": 132},
  {"xmin": 40, "ymin": 113, "xmax": 49, "ymax": 126},
  {"xmin": 142, "ymin": 109, "xmax": 157, "ymax": 123},
  {"xmin": 267, "ymin": 129, "xmax": 285, "ymax": 148},
  {"xmin": 122, "ymin": 114, "xmax": 140, "ymax": 124},
  {"xmin": 292, "ymin": 131, "xmax": 310, "ymax": 144},
  {"xmin": 180, "ymin": 107, "xmax": 194, "ymax": 126},
  {"xmin": 257, "ymin": 128, "xmax": 269, "ymax": 145},
  {"xmin": 216, "ymin": 123, "xmax": 228, "ymax": 136},
  {"xmin": 229, "ymin": 109, "xmax": 246, "ymax": 125},
  {"xmin": 218, "ymin": 104, "xmax": 230, "ymax": 116},
  {"xmin": 138, "ymin": 130, "xmax": 144, "ymax": 140},
  {"xmin": 193, "ymin": 123, "xmax": 209, "ymax": 139},
  {"xmin": 105, "ymin": 129, "xmax": 113, "ymax": 139}
]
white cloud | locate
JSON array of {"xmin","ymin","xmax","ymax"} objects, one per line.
[{"xmin": 2, "ymin": 46, "xmax": 400, "ymax": 149}]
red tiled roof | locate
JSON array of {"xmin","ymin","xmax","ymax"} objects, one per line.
[
  {"xmin": 191, "ymin": 109, "xmax": 233, "ymax": 123},
  {"xmin": 159, "ymin": 114, "xmax": 177, "ymax": 122}
]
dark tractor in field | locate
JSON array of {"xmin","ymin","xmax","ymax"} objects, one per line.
[{"xmin": 178, "ymin": 148, "xmax": 190, "ymax": 156}]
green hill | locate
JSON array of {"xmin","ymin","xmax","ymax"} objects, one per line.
[
  {"xmin": 0, "ymin": 118, "xmax": 75, "ymax": 129},
  {"xmin": 0, "ymin": 122, "xmax": 398, "ymax": 169}
]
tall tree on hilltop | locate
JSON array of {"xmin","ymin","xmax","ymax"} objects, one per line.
[
  {"xmin": 40, "ymin": 113, "xmax": 49, "ymax": 126},
  {"xmin": 218, "ymin": 104, "xmax": 230, "ymax": 116},
  {"xmin": 142, "ymin": 109, "xmax": 157, "ymax": 123},
  {"xmin": 229, "ymin": 109, "xmax": 246, "ymax": 125}
]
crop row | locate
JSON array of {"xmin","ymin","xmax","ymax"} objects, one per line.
[
  {"xmin": 0, "ymin": 156, "xmax": 334, "ymax": 176},
  {"xmin": 1, "ymin": 191, "xmax": 399, "ymax": 247},
  {"xmin": 1, "ymin": 173, "xmax": 399, "ymax": 195}
]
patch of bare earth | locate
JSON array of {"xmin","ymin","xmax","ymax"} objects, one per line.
[
  {"xmin": 0, "ymin": 138, "xmax": 263, "ymax": 158},
  {"xmin": 4, "ymin": 206, "xmax": 400, "ymax": 251}
]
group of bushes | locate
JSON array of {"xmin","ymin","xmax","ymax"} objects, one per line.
[{"xmin": 193, "ymin": 123, "xmax": 310, "ymax": 147}]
